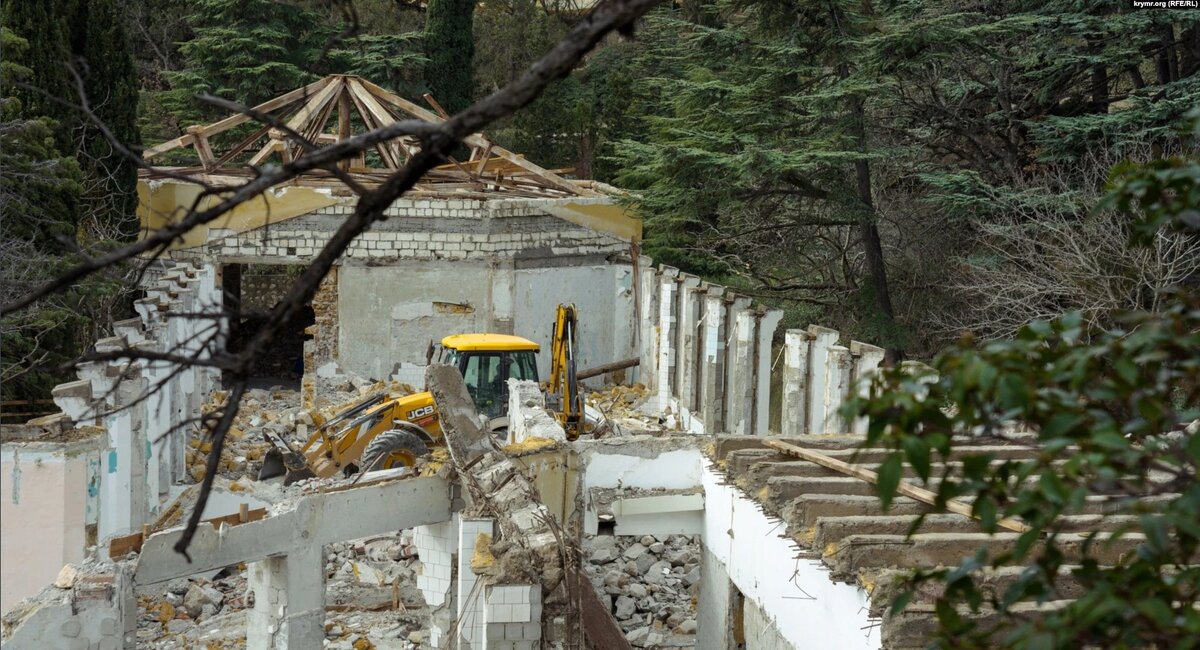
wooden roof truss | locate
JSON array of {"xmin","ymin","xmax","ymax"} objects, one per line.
[{"xmin": 142, "ymin": 74, "xmax": 599, "ymax": 198}]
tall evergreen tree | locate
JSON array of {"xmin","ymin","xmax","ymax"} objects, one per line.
[
  {"xmin": 424, "ymin": 0, "xmax": 475, "ymax": 115},
  {"xmin": 1, "ymin": 0, "xmax": 74, "ymax": 148},
  {"xmin": 74, "ymin": 0, "xmax": 142, "ymax": 240}
]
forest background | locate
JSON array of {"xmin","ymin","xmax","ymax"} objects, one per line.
[{"xmin": 2, "ymin": 0, "xmax": 1198, "ymax": 396}]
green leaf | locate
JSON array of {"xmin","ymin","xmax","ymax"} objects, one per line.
[
  {"xmin": 902, "ymin": 436, "xmax": 932, "ymax": 482},
  {"xmin": 877, "ymin": 455, "xmax": 903, "ymax": 511}
]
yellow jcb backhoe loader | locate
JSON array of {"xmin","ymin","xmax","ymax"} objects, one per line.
[{"xmin": 258, "ymin": 304, "xmax": 590, "ymax": 484}]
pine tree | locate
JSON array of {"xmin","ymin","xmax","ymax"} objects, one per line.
[{"xmin": 424, "ymin": 0, "xmax": 475, "ymax": 115}]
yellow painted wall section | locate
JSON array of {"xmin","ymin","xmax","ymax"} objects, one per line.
[
  {"xmin": 137, "ymin": 181, "xmax": 340, "ymax": 250},
  {"xmin": 544, "ymin": 202, "xmax": 642, "ymax": 243}
]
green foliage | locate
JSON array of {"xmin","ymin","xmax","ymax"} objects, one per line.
[
  {"xmin": 1, "ymin": 0, "xmax": 74, "ymax": 146},
  {"xmin": 164, "ymin": 0, "xmax": 424, "ymax": 121},
  {"xmin": 424, "ymin": 0, "xmax": 475, "ymax": 116},
  {"xmin": 75, "ymin": 0, "xmax": 141, "ymax": 241},
  {"xmin": 848, "ymin": 151, "xmax": 1200, "ymax": 648}
]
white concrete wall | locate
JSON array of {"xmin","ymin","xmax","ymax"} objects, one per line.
[
  {"xmin": 1, "ymin": 440, "xmax": 99, "ymax": 613},
  {"xmin": 699, "ymin": 466, "xmax": 875, "ymax": 650},
  {"xmin": 338, "ymin": 262, "xmax": 494, "ymax": 379},
  {"xmin": 33, "ymin": 262, "xmax": 223, "ymax": 551},
  {"xmin": 579, "ymin": 443, "xmax": 706, "ymax": 535},
  {"xmin": 512, "ymin": 264, "xmax": 636, "ymax": 381}
]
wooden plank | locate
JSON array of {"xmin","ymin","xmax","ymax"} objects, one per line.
[
  {"xmin": 763, "ymin": 439, "xmax": 1031, "ymax": 534},
  {"xmin": 338, "ymin": 90, "xmax": 352, "ymax": 171},
  {"xmin": 143, "ymin": 76, "xmax": 332, "ymax": 159},
  {"xmin": 422, "ymin": 93, "xmax": 451, "ymax": 119}
]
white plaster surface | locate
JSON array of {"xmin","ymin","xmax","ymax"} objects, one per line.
[
  {"xmin": 700, "ymin": 465, "xmax": 876, "ymax": 650},
  {"xmin": 1, "ymin": 442, "xmax": 98, "ymax": 613},
  {"xmin": 582, "ymin": 448, "xmax": 705, "ymax": 492}
]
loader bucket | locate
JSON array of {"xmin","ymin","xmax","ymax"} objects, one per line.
[{"xmin": 258, "ymin": 447, "xmax": 287, "ymax": 481}]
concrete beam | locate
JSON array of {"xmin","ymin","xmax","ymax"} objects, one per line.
[
  {"xmin": 782, "ymin": 329, "xmax": 811, "ymax": 436},
  {"xmin": 134, "ymin": 475, "xmax": 451, "ymax": 584}
]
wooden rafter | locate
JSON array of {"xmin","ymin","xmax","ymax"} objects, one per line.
[{"xmin": 139, "ymin": 74, "xmax": 600, "ymax": 198}]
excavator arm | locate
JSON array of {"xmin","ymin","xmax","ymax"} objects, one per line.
[{"xmin": 548, "ymin": 303, "xmax": 584, "ymax": 440}]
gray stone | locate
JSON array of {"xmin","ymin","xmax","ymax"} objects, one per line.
[
  {"xmin": 627, "ymin": 627, "xmax": 650, "ymax": 645},
  {"xmin": 589, "ymin": 535, "xmax": 617, "ymax": 551},
  {"xmin": 182, "ymin": 584, "xmax": 222, "ymax": 618},
  {"xmin": 648, "ymin": 542, "xmax": 665, "ymax": 554},
  {"xmin": 635, "ymin": 552, "xmax": 656, "ymax": 575},
  {"xmin": 643, "ymin": 560, "xmax": 671, "ymax": 585},
  {"xmin": 165, "ymin": 578, "xmax": 191, "ymax": 596},
  {"xmin": 590, "ymin": 548, "xmax": 617, "ymax": 564},
  {"xmin": 603, "ymin": 570, "xmax": 622, "ymax": 588},
  {"xmin": 683, "ymin": 566, "xmax": 701, "ymax": 586},
  {"xmin": 640, "ymin": 535, "xmax": 656, "ymax": 546},
  {"xmin": 627, "ymin": 583, "xmax": 647, "ymax": 599},
  {"xmin": 624, "ymin": 560, "xmax": 640, "ymax": 576},
  {"xmin": 678, "ymin": 618, "xmax": 698, "ymax": 634},
  {"xmin": 646, "ymin": 632, "xmax": 665, "ymax": 646},
  {"xmin": 166, "ymin": 619, "xmax": 193, "ymax": 635},
  {"xmin": 614, "ymin": 595, "xmax": 637, "ymax": 620},
  {"xmin": 623, "ymin": 543, "xmax": 648, "ymax": 560}
]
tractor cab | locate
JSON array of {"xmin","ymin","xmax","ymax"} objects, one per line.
[{"xmin": 435, "ymin": 334, "xmax": 540, "ymax": 418}]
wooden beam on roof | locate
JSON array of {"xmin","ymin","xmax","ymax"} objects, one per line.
[{"xmin": 143, "ymin": 76, "xmax": 333, "ymax": 159}]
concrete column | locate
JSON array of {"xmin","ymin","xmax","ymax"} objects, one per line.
[
  {"xmin": 636, "ymin": 257, "xmax": 659, "ymax": 390},
  {"xmin": 698, "ymin": 288, "xmax": 727, "ymax": 432},
  {"xmin": 673, "ymin": 274, "xmax": 701, "ymax": 409},
  {"xmin": 695, "ymin": 546, "xmax": 734, "ymax": 650},
  {"xmin": 457, "ymin": 518, "xmax": 495, "ymax": 649},
  {"xmin": 753, "ymin": 309, "xmax": 784, "ymax": 436},
  {"xmin": 782, "ymin": 330, "xmax": 811, "ymax": 436},
  {"xmin": 246, "ymin": 545, "xmax": 325, "ymax": 650},
  {"xmin": 805, "ymin": 326, "xmax": 840, "ymax": 434},
  {"xmin": 99, "ymin": 376, "xmax": 148, "ymax": 541},
  {"xmin": 656, "ymin": 269, "xmax": 679, "ymax": 412},
  {"xmin": 824, "ymin": 345, "xmax": 853, "ymax": 433},
  {"xmin": 849, "ymin": 341, "xmax": 886, "ymax": 435},
  {"xmin": 676, "ymin": 283, "xmax": 704, "ymax": 418},
  {"xmin": 725, "ymin": 310, "xmax": 757, "ymax": 434},
  {"xmin": 721, "ymin": 296, "xmax": 751, "ymax": 430}
]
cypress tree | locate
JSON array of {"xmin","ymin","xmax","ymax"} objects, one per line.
[
  {"xmin": 74, "ymin": 0, "xmax": 142, "ymax": 239},
  {"xmin": 424, "ymin": 0, "xmax": 475, "ymax": 115},
  {"xmin": 1, "ymin": 0, "xmax": 73, "ymax": 146}
]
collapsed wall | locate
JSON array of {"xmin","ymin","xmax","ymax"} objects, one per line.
[{"xmin": 2, "ymin": 262, "xmax": 223, "ymax": 610}]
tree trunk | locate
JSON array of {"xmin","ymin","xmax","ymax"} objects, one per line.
[
  {"xmin": 1091, "ymin": 63, "xmax": 1109, "ymax": 113},
  {"xmin": 850, "ymin": 97, "xmax": 902, "ymax": 362}
]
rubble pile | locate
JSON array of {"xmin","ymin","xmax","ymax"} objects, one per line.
[
  {"xmin": 190, "ymin": 387, "xmax": 304, "ymax": 482},
  {"xmin": 133, "ymin": 530, "xmax": 432, "ymax": 650},
  {"xmin": 583, "ymin": 534, "xmax": 701, "ymax": 648},
  {"xmin": 134, "ymin": 572, "xmax": 249, "ymax": 649},
  {"xmin": 585, "ymin": 384, "xmax": 670, "ymax": 435}
]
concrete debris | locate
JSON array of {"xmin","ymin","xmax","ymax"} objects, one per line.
[
  {"xmin": 53, "ymin": 563, "xmax": 79, "ymax": 589},
  {"xmin": 583, "ymin": 533, "xmax": 701, "ymax": 648},
  {"xmin": 133, "ymin": 529, "xmax": 430, "ymax": 649},
  {"xmin": 585, "ymin": 383, "xmax": 670, "ymax": 436}
]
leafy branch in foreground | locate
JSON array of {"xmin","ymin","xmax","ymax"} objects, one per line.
[{"xmin": 847, "ymin": 149, "xmax": 1200, "ymax": 649}]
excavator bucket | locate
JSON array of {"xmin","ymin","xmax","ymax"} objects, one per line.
[{"xmin": 257, "ymin": 446, "xmax": 286, "ymax": 480}]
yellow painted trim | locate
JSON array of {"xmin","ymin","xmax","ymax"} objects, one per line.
[
  {"xmin": 543, "ymin": 202, "xmax": 642, "ymax": 242},
  {"xmin": 440, "ymin": 333, "xmax": 540, "ymax": 352},
  {"xmin": 137, "ymin": 180, "xmax": 340, "ymax": 250}
]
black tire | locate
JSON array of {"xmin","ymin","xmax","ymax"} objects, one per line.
[{"xmin": 362, "ymin": 428, "xmax": 430, "ymax": 471}]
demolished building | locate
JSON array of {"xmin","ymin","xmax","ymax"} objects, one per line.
[{"xmin": 1, "ymin": 74, "xmax": 1172, "ymax": 650}]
